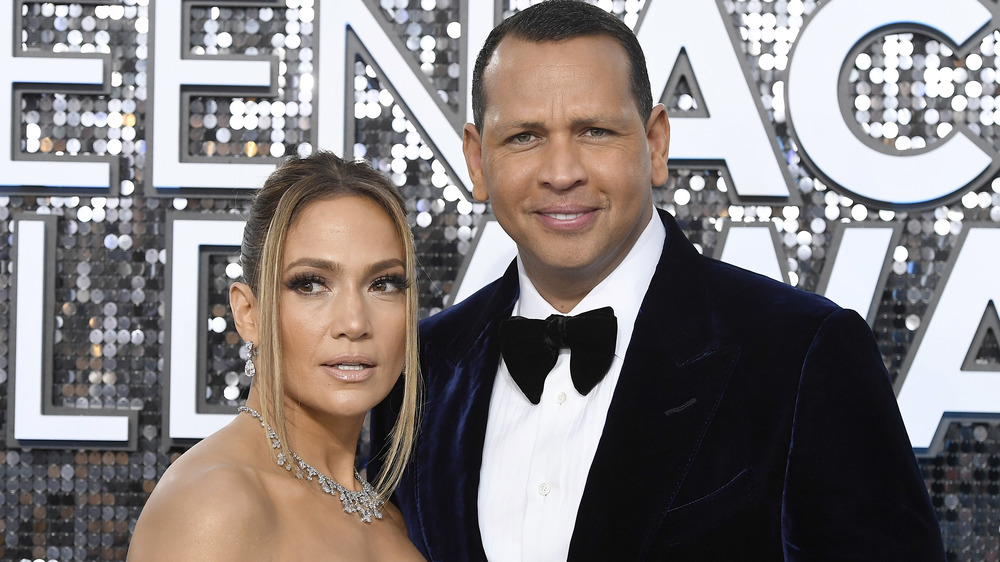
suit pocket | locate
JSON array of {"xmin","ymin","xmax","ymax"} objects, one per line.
[{"xmin": 658, "ymin": 467, "xmax": 755, "ymax": 543}]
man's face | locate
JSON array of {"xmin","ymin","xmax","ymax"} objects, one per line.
[{"xmin": 464, "ymin": 34, "xmax": 669, "ymax": 308}]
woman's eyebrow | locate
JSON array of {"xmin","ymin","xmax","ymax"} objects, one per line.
[
  {"xmin": 365, "ymin": 258, "xmax": 406, "ymax": 276},
  {"xmin": 284, "ymin": 257, "xmax": 340, "ymax": 272},
  {"xmin": 283, "ymin": 257, "xmax": 404, "ymax": 276}
]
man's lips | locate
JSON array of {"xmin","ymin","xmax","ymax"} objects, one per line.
[
  {"xmin": 542, "ymin": 211, "xmax": 586, "ymax": 221},
  {"xmin": 535, "ymin": 208, "xmax": 597, "ymax": 229}
]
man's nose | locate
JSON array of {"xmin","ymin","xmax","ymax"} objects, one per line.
[{"xmin": 537, "ymin": 136, "xmax": 587, "ymax": 191}]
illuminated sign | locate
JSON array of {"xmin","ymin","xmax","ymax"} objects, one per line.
[{"xmin": 3, "ymin": 1, "xmax": 997, "ymax": 456}]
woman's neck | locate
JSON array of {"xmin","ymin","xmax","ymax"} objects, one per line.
[{"xmin": 245, "ymin": 390, "xmax": 366, "ymax": 490}]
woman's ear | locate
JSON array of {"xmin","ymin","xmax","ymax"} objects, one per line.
[{"xmin": 229, "ymin": 282, "xmax": 259, "ymax": 344}]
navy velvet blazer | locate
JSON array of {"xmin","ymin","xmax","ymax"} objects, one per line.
[{"xmin": 371, "ymin": 209, "xmax": 944, "ymax": 561}]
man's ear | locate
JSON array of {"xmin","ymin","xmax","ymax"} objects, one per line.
[
  {"xmin": 463, "ymin": 123, "xmax": 489, "ymax": 202},
  {"xmin": 646, "ymin": 104, "xmax": 671, "ymax": 187},
  {"xmin": 229, "ymin": 281, "xmax": 259, "ymax": 344}
]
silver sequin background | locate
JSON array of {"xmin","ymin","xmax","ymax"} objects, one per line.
[{"xmin": 0, "ymin": 0, "xmax": 998, "ymax": 559}]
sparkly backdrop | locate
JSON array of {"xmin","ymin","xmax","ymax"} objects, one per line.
[{"xmin": 1, "ymin": 0, "xmax": 999, "ymax": 560}]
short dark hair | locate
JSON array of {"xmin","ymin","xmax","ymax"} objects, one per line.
[{"xmin": 471, "ymin": 0, "xmax": 653, "ymax": 133}]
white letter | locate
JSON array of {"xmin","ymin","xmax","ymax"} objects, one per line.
[
  {"xmin": 638, "ymin": 0, "xmax": 794, "ymax": 200},
  {"xmin": 166, "ymin": 215, "xmax": 246, "ymax": 439},
  {"xmin": 715, "ymin": 222, "xmax": 788, "ymax": 283},
  {"xmin": 151, "ymin": 3, "xmax": 276, "ymax": 191},
  {"xmin": 817, "ymin": 224, "xmax": 899, "ymax": 322},
  {"xmin": 10, "ymin": 216, "xmax": 133, "ymax": 445},
  {"xmin": 0, "ymin": 9, "xmax": 111, "ymax": 189},
  {"xmin": 316, "ymin": 0, "xmax": 471, "ymax": 189},
  {"xmin": 787, "ymin": 0, "xmax": 993, "ymax": 206},
  {"xmin": 897, "ymin": 226, "xmax": 1000, "ymax": 451}
]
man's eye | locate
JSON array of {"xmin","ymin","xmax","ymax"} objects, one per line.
[
  {"xmin": 512, "ymin": 132, "xmax": 534, "ymax": 143},
  {"xmin": 587, "ymin": 128, "xmax": 608, "ymax": 137}
]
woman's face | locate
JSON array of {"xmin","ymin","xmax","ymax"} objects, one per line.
[{"xmin": 278, "ymin": 194, "xmax": 407, "ymax": 421}]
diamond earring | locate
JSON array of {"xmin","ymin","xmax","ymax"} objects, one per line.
[{"xmin": 244, "ymin": 341, "xmax": 258, "ymax": 377}]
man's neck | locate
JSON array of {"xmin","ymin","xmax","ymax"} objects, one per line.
[{"xmin": 525, "ymin": 269, "xmax": 609, "ymax": 313}]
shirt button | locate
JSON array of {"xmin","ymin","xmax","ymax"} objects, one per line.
[
  {"xmin": 538, "ymin": 482, "xmax": 551, "ymax": 496},
  {"xmin": 555, "ymin": 392, "xmax": 567, "ymax": 404}
]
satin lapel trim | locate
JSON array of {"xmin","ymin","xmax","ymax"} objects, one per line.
[{"xmin": 413, "ymin": 265, "xmax": 518, "ymax": 562}]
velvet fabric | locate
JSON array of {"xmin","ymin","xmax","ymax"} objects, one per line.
[{"xmin": 370, "ymin": 209, "xmax": 944, "ymax": 561}]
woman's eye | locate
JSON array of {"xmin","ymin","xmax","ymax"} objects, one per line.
[
  {"xmin": 371, "ymin": 275, "xmax": 409, "ymax": 293},
  {"xmin": 286, "ymin": 275, "xmax": 326, "ymax": 294}
]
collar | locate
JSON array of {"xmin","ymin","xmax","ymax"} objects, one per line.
[{"xmin": 514, "ymin": 208, "xmax": 667, "ymax": 358}]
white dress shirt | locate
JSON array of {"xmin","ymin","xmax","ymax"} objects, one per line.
[{"xmin": 478, "ymin": 211, "xmax": 666, "ymax": 561}]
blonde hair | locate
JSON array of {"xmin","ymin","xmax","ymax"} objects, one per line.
[{"xmin": 239, "ymin": 150, "xmax": 421, "ymax": 497}]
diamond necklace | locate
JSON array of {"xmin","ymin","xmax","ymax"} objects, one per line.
[{"xmin": 237, "ymin": 406, "xmax": 384, "ymax": 523}]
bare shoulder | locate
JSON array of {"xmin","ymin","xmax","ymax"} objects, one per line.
[
  {"xmin": 380, "ymin": 499, "xmax": 409, "ymax": 534},
  {"xmin": 128, "ymin": 427, "xmax": 275, "ymax": 560},
  {"xmin": 373, "ymin": 500, "xmax": 426, "ymax": 560}
]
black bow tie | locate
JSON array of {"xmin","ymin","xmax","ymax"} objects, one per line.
[{"xmin": 498, "ymin": 306, "xmax": 617, "ymax": 404}]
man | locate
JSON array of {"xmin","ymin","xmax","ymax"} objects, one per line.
[{"xmin": 372, "ymin": 1, "xmax": 945, "ymax": 559}]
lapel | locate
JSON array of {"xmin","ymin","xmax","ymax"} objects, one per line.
[
  {"xmin": 568, "ymin": 210, "xmax": 740, "ymax": 560},
  {"xmin": 413, "ymin": 262, "xmax": 519, "ymax": 562}
]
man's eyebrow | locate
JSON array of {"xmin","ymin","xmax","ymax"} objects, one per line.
[
  {"xmin": 569, "ymin": 115, "xmax": 629, "ymax": 128},
  {"xmin": 494, "ymin": 120, "xmax": 545, "ymax": 131},
  {"xmin": 494, "ymin": 116, "xmax": 626, "ymax": 131}
]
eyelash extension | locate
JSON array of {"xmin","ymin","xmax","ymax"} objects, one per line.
[
  {"xmin": 285, "ymin": 272, "xmax": 325, "ymax": 291},
  {"xmin": 374, "ymin": 274, "xmax": 411, "ymax": 291}
]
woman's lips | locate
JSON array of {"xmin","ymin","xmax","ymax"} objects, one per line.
[{"xmin": 322, "ymin": 358, "xmax": 375, "ymax": 382}]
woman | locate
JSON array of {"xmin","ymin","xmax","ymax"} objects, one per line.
[{"xmin": 128, "ymin": 151, "xmax": 423, "ymax": 560}]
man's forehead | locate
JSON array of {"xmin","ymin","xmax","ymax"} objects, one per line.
[
  {"xmin": 481, "ymin": 35, "xmax": 629, "ymax": 93},
  {"xmin": 487, "ymin": 34, "xmax": 622, "ymax": 65},
  {"xmin": 479, "ymin": 35, "xmax": 637, "ymax": 125}
]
